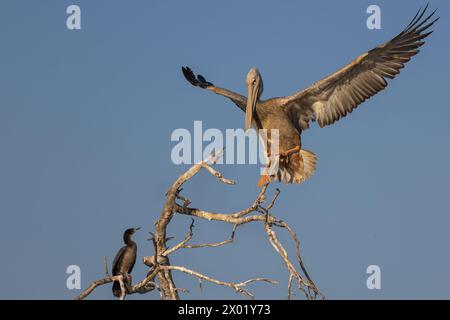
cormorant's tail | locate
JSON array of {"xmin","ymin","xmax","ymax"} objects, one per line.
[{"xmin": 112, "ymin": 280, "xmax": 121, "ymax": 298}]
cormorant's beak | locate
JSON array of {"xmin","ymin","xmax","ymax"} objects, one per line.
[
  {"xmin": 134, "ymin": 227, "xmax": 141, "ymax": 231},
  {"xmin": 245, "ymin": 83, "xmax": 259, "ymax": 132}
]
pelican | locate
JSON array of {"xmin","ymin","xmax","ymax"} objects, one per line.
[{"xmin": 182, "ymin": 7, "xmax": 438, "ymax": 186}]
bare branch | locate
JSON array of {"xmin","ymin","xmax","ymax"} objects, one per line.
[
  {"xmin": 201, "ymin": 162, "xmax": 235, "ymax": 185},
  {"xmin": 267, "ymin": 188, "xmax": 281, "ymax": 210},
  {"xmin": 153, "ymin": 150, "xmax": 229, "ymax": 299},
  {"xmin": 278, "ymin": 220, "xmax": 324, "ymax": 299},
  {"xmin": 182, "ymin": 224, "xmax": 238, "ymax": 249},
  {"xmin": 175, "ymin": 204, "xmax": 282, "ymax": 226},
  {"xmin": 162, "ymin": 219, "xmax": 195, "ymax": 256},
  {"xmin": 75, "ymin": 274, "xmax": 123, "ymax": 301},
  {"xmin": 163, "ymin": 265, "xmax": 278, "ymax": 300},
  {"xmin": 76, "ymin": 149, "xmax": 323, "ymax": 300},
  {"xmin": 164, "ymin": 220, "xmax": 238, "ymax": 256},
  {"xmin": 133, "ymin": 266, "xmax": 160, "ymax": 291}
]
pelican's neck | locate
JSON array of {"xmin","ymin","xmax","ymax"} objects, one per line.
[{"xmin": 256, "ymin": 79, "xmax": 263, "ymax": 101}]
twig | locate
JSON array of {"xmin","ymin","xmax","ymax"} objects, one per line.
[
  {"xmin": 279, "ymin": 220, "xmax": 324, "ymax": 299},
  {"xmin": 201, "ymin": 162, "xmax": 235, "ymax": 185},
  {"xmin": 104, "ymin": 256, "xmax": 109, "ymax": 276},
  {"xmin": 163, "ymin": 265, "xmax": 278, "ymax": 300},
  {"xmin": 267, "ymin": 188, "xmax": 281, "ymax": 210},
  {"xmin": 182, "ymin": 224, "xmax": 238, "ymax": 249},
  {"xmin": 163, "ymin": 220, "xmax": 238, "ymax": 256},
  {"xmin": 162, "ymin": 219, "xmax": 195, "ymax": 256}
]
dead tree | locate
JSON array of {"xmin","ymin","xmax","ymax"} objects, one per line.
[{"xmin": 76, "ymin": 151, "xmax": 324, "ymax": 300}]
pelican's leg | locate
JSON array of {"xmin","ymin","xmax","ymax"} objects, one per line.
[
  {"xmin": 257, "ymin": 160, "xmax": 273, "ymax": 187},
  {"xmin": 279, "ymin": 145, "xmax": 301, "ymax": 158},
  {"xmin": 257, "ymin": 174, "xmax": 271, "ymax": 187}
]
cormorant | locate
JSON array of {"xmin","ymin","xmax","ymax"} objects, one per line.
[{"xmin": 112, "ymin": 227, "xmax": 140, "ymax": 298}]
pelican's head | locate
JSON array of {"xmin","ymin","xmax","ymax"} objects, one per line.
[{"xmin": 245, "ymin": 68, "xmax": 263, "ymax": 132}]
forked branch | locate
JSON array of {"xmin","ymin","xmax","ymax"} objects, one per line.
[{"xmin": 76, "ymin": 150, "xmax": 323, "ymax": 300}]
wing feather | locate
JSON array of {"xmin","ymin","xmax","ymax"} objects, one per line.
[
  {"xmin": 112, "ymin": 246, "xmax": 126, "ymax": 275},
  {"xmin": 276, "ymin": 6, "xmax": 438, "ymax": 131},
  {"xmin": 182, "ymin": 66, "xmax": 247, "ymax": 111}
]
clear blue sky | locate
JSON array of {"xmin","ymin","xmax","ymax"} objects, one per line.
[{"xmin": 1, "ymin": 0, "xmax": 449, "ymax": 299}]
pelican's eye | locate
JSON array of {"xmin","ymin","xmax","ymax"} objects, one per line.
[{"xmin": 252, "ymin": 79, "xmax": 257, "ymax": 85}]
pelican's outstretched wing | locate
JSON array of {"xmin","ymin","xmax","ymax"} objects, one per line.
[
  {"xmin": 182, "ymin": 66, "xmax": 247, "ymax": 111},
  {"xmin": 276, "ymin": 6, "xmax": 438, "ymax": 131}
]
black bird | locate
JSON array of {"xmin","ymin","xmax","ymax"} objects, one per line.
[{"xmin": 112, "ymin": 227, "xmax": 140, "ymax": 298}]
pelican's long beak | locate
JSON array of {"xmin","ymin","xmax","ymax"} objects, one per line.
[{"xmin": 245, "ymin": 84, "xmax": 259, "ymax": 132}]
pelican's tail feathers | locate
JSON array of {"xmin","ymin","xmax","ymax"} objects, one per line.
[
  {"xmin": 274, "ymin": 149, "xmax": 317, "ymax": 184},
  {"xmin": 257, "ymin": 148, "xmax": 317, "ymax": 186},
  {"xmin": 299, "ymin": 149, "xmax": 317, "ymax": 182}
]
